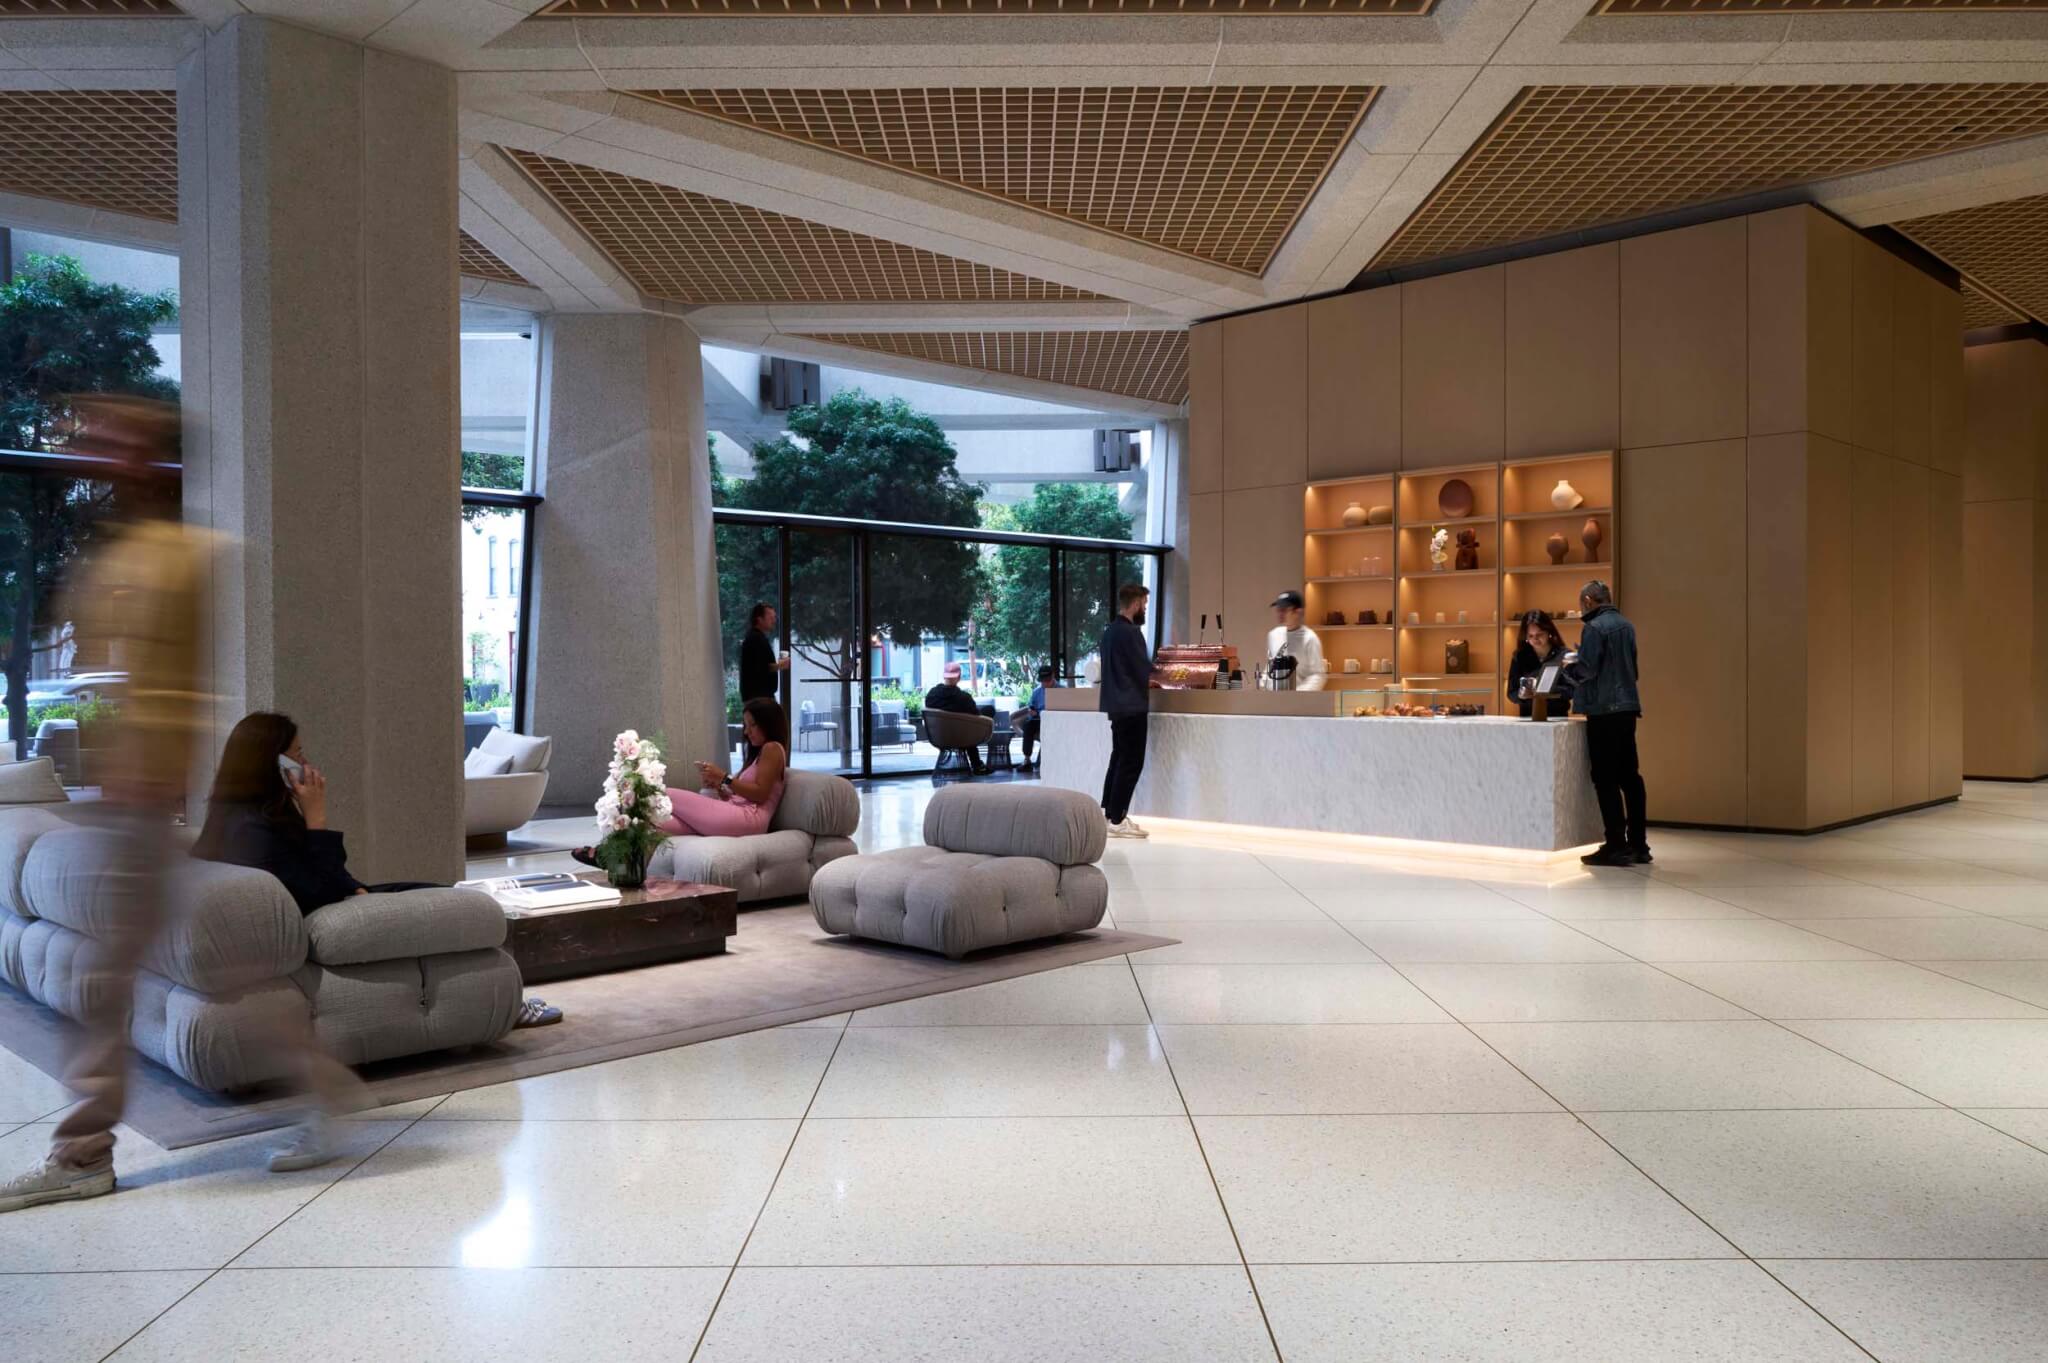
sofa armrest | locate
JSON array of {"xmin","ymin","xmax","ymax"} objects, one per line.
[
  {"xmin": 464, "ymin": 770, "xmax": 550, "ymax": 837},
  {"xmin": 303, "ymin": 886, "xmax": 506, "ymax": 966}
]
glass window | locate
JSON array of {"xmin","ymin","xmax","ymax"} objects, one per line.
[
  {"xmin": 462, "ymin": 506, "xmax": 523, "ymax": 737},
  {"xmin": 509, "ymin": 539, "xmax": 521, "ymax": 597},
  {"xmin": 460, "ymin": 304, "xmax": 539, "ymax": 742},
  {"xmin": 486, "ymin": 536, "xmax": 499, "ymax": 597}
]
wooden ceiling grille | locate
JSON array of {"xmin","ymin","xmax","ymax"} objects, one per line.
[
  {"xmin": 0, "ymin": 0, "xmax": 184, "ymax": 14},
  {"xmin": 458, "ymin": 232, "xmax": 533, "ymax": 288},
  {"xmin": 0, "ymin": 88, "xmax": 178, "ymax": 222},
  {"xmin": 508, "ymin": 148, "xmax": 1102, "ymax": 304},
  {"xmin": 795, "ymin": 330, "xmax": 1187, "ymax": 404},
  {"xmin": 537, "ymin": 0, "xmax": 1433, "ymax": 15},
  {"xmin": 1371, "ymin": 83, "xmax": 2048, "ymax": 271},
  {"xmin": 1897, "ymin": 192, "xmax": 2048, "ymax": 328},
  {"xmin": 1598, "ymin": 0, "xmax": 2048, "ymax": 11},
  {"xmin": 635, "ymin": 86, "xmax": 1374, "ymax": 275}
]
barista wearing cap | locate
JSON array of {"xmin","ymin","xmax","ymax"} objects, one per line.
[{"xmin": 1267, "ymin": 590, "xmax": 1329, "ymax": 692}]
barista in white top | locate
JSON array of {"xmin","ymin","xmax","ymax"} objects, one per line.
[{"xmin": 1267, "ymin": 590, "xmax": 1328, "ymax": 691}]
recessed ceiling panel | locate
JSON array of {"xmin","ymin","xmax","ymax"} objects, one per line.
[
  {"xmin": 0, "ymin": 88, "xmax": 178, "ymax": 222},
  {"xmin": 795, "ymin": 330, "xmax": 1187, "ymax": 405},
  {"xmin": 508, "ymin": 148, "xmax": 1102, "ymax": 304},
  {"xmin": 1898, "ymin": 192, "xmax": 2048, "ymax": 327},
  {"xmin": 1371, "ymin": 83, "xmax": 2048, "ymax": 271},
  {"xmin": 539, "ymin": 0, "xmax": 1431, "ymax": 15},
  {"xmin": 1597, "ymin": 0, "xmax": 2048, "ymax": 11},
  {"xmin": 0, "ymin": 0, "xmax": 184, "ymax": 14},
  {"xmin": 459, "ymin": 232, "xmax": 533, "ymax": 288},
  {"xmin": 636, "ymin": 86, "xmax": 1373, "ymax": 275}
]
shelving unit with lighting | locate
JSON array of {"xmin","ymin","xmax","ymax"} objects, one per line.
[
  {"xmin": 1394, "ymin": 463, "xmax": 1503, "ymax": 710},
  {"xmin": 1302, "ymin": 474, "xmax": 1397, "ymax": 676},
  {"xmin": 1499, "ymin": 451, "xmax": 1618, "ymax": 668}
]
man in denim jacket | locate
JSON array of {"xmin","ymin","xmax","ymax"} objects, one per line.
[{"xmin": 1567, "ymin": 581, "xmax": 1648, "ymax": 868}]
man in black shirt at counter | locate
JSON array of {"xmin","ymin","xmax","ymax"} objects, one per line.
[
  {"xmin": 1098, "ymin": 583, "xmax": 1156, "ymax": 839},
  {"xmin": 1566, "ymin": 580, "xmax": 1649, "ymax": 868},
  {"xmin": 925, "ymin": 661, "xmax": 989, "ymax": 775}
]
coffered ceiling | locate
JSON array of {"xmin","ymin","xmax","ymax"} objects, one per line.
[
  {"xmin": 6, "ymin": 0, "xmax": 2048, "ymax": 407},
  {"xmin": 795, "ymin": 330, "xmax": 1188, "ymax": 404},
  {"xmin": 635, "ymin": 86, "xmax": 1374, "ymax": 275},
  {"xmin": 1370, "ymin": 83, "xmax": 2048, "ymax": 271}
]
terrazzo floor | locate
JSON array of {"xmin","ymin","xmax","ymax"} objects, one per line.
[{"xmin": 5, "ymin": 780, "xmax": 2048, "ymax": 1361}]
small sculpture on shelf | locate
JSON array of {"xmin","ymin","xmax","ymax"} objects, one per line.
[
  {"xmin": 1325, "ymin": 610, "xmax": 1347, "ymax": 627},
  {"xmin": 1360, "ymin": 608, "xmax": 1378, "ymax": 625},
  {"xmin": 1551, "ymin": 479, "xmax": 1584, "ymax": 511},
  {"xmin": 1438, "ymin": 478, "xmax": 1475, "ymax": 518},
  {"xmin": 1445, "ymin": 639, "xmax": 1470, "ymax": 675},
  {"xmin": 1582, "ymin": 516, "xmax": 1605, "ymax": 563},
  {"xmin": 1545, "ymin": 531, "xmax": 1569, "ymax": 565},
  {"xmin": 1367, "ymin": 504, "xmax": 1393, "ymax": 525},
  {"xmin": 1340, "ymin": 501, "xmax": 1367, "ymax": 528},
  {"xmin": 1454, "ymin": 528, "xmax": 1480, "ymax": 571},
  {"xmin": 1429, "ymin": 526, "xmax": 1451, "ymax": 572}
]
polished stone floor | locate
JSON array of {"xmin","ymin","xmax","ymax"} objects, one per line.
[{"xmin": 6, "ymin": 781, "xmax": 2048, "ymax": 1361}]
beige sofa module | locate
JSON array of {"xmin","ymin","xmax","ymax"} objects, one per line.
[
  {"xmin": 0, "ymin": 809, "xmax": 522, "ymax": 1092},
  {"xmin": 464, "ymin": 729, "xmax": 552, "ymax": 847},
  {"xmin": 647, "ymin": 768, "xmax": 860, "ymax": 903},
  {"xmin": 810, "ymin": 784, "xmax": 1109, "ymax": 959}
]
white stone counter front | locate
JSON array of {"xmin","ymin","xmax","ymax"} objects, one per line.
[{"xmin": 1041, "ymin": 709, "xmax": 1603, "ymax": 854}]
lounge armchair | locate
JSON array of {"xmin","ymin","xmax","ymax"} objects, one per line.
[
  {"xmin": 648, "ymin": 768, "xmax": 859, "ymax": 903},
  {"xmin": 464, "ymin": 729, "xmax": 551, "ymax": 848},
  {"xmin": 923, "ymin": 706, "xmax": 993, "ymax": 774}
]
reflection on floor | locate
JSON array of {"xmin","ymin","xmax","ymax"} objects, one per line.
[{"xmin": 8, "ymin": 782, "xmax": 2048, "ymax": 1361}]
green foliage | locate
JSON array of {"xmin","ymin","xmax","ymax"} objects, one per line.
[
  {"xmin": 460, "ymin": 451, "xmax": 524, "ymax": 524},
  {"xmin": 0, "ymin": 254, "xmax": 176, "ymax": 749},
  {"xmin": 870, "ymin": 681, "xmax": 924, "ymax": 719},
  {"xmin": 715, "ymin": 390, "xmax": 985, "ymax": 685},
  {"xmin": 1, "ymin": 254, "xmax": 177, "ymax": 453},
  {"xmin": 973, "ymin": 482, "xmax": 1135, "ymax": 685}
]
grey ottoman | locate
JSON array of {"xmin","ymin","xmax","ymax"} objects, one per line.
[{"xmin": 809, "ymin": 784, "xmax": 1109, "ymax": 958}]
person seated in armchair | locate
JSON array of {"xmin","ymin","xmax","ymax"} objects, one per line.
[
  {"xmin": 573, "ymin": 698, "xmax": 790, "ymax": 853},
  {"xmin": 1017, "ymin": 664, "xmax": 1056, "ymax": 771},
  {"xmin": 923, "ymin": 661, "xmax": 989, "ymax": 775},
  {"xmin": 193, "ymin": 712, "xmax": 561, "ymax": 1028}
]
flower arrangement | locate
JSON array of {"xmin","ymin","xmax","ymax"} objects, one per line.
[
  {"xmin": 593, "ymin": 729, "xmax": 672, "ymax": 888},
  {"xmin": 1429, "ymin": 526, "xmax": 1451, "ymax": 572}
]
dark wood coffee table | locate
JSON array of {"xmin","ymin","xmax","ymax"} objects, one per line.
[{"xmin": 504, "ymin": 874, "xmax": 739, "ymax": 984}]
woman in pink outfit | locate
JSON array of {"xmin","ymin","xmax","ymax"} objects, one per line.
[{"xmin": 661, "ymin": 697, "xmax": 789, "ymax": 838}]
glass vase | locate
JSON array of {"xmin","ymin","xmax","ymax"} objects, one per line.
[{"xmin": 608, "ymin": 841, "xmax": 649, "ymax": 890}]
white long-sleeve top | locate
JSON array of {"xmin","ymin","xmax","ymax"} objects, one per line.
[{"xmin": 1266, "ymin": 624, "xmax": 1328, "ymax": 691}]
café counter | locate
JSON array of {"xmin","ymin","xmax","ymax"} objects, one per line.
[{"xmin": 1038, "ymin": 688, "xmax": 1603, "ymax": 856}]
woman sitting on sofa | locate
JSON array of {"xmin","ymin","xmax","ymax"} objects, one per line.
[
  {"xmin": 192, "ymin": 712, "xmax": 561, "ymax": 1027},
  {"xmin": 572, "ymin": 698, "xmax": 790, "ymax": 867}
]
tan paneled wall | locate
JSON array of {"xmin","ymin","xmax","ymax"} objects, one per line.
[
  {"xmin": 1961, "ymin": 340, "xmax": 2048, "ymax": 779},
  {"xmin": 1183, "ymin": 204, "xmax": 1965, "ymax": 830}
]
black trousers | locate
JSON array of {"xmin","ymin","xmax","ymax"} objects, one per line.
[
  {"xmin": 1101, "ymin": 713, "xmax": 1149, "ymax": 824},
  {"xmin": 1019, "ymin": 716, "xmax": 1041, "ymax": 761},
  {"xmin": 1584, "ymin": 712, "xmax": 1647, "ymax": 852}
]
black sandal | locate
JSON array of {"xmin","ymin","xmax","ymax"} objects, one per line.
[{"xmin": 570, "ymin": 846, "xmax": 601, "ymax": 869}]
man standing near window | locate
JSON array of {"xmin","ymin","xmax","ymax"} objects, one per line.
[
  {"xmin": 738, "ymin": 603, "xmax": 787, "ymax": 764},
  {"xmin": 1566, "ymin": 580, "xmax": 1649, "ymax": 868},
  {"xmin": 1098, "ymin": 583, "xmax": 1156, "ymax": 839}
]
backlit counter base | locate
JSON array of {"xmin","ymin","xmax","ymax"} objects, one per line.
[{"xmin": 1039, "ymin": 704, "xmax": 1603, "ymax": 857}]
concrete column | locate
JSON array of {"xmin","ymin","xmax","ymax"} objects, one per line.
[
  {"xmin": 1151, "ymin": 417, "xmax": 1191, "ymax": 646},
  {"xmin": 528, "ymin": 313, "xmax": 725, "ymax": 803},
  {"xmin": 179, "ymin": 17, "xmax": 463, "ymax": 881}
]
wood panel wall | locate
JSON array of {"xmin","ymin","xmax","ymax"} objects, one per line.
[
  {"xmin": 1183, "ymin": 204, "xmax": 1966, "ymax": 830},
  {"xmin": 1961, "ymin": 340, "xmax": 2048, "ymax": 779}
]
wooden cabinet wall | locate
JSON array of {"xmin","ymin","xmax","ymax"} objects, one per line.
[
  {"xmin": 1961, "ymin": 340, "xmax": 2048, "ymax": 779},
  {"xmin": 1185, "ymin": 204, "xmax": 1968, "ymax": 830}
]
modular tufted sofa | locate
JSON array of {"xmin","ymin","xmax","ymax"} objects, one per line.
[
  {"xmin": 0, "ymin": 808, "xmax": 523, "ymax": 1092},
  {"xmin": 647, "ymin": 768, "xmax": 861, "ymax": 903},
  {"xmin": 809, "ymin": 784, "xmax": 1108, "ymax": 958}
]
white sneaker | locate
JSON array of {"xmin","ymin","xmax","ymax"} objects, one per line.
[
  {"xmin": 1107, "ymin": 818, "xmax": 1150, "ymax": 840},
  {"xmin": 0, "ymin": 1154, "xmax": 115, "ymax": 1214},
  {"xmin": 268, "ymin": 1113, "xmax": 338, "ymax": 1173}
]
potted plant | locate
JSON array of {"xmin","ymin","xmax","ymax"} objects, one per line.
[{"xmin": 593, "ymin": 729, "xmax": 671, "ymax": 889}]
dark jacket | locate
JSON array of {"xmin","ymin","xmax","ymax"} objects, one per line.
[
  {"xmin": 201, "ymin": 806, "xmax": 363, "ymax": 914},
  {"xmin": 923, "ymin": 681, "xmax": 981, "ymax": 717},
  {"xmin": 1097, "ymin": 615, "xmax": 1154, "ymax": 719},
  {"xmin": 1506, "ymin": 641, "xmax": 1576, "ymax": 717},
  {"xmin": 739, "ymin": 627, "xmax": 777, "ymax": 702},
  {"xmin": 1567, "ymin": 604, "xmax": 1641, "ymax": 717}
]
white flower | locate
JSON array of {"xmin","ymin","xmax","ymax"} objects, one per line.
[
  {"xmin": 648, "ymin": 792, "xmax": 673, "ymax": 824},
  {"xmin": 637, "ymin": 738, "xmax": 660, "ymax": 762},
  {"xmin": 619, "ymin": 785, "xmax": 636, "ymax": 810},
  {"xmin": 640, "ymin": 760, "xmax": 666, "ymax": 787},
  {"xmin": 613, "ymin": 730, "xmax": 640, "ymax": 758}
]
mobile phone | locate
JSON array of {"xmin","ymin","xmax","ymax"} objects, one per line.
[{"xmin": 278, "ymin": 754, "xmax": 304, "ymax": 782}]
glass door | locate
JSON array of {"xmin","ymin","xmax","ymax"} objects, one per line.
[{"xmin": 785, "ymin": 528, "xmax": 861, "ymax": 777}]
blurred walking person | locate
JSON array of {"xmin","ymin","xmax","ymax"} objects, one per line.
[{"xmin": 0, "ymin": 396, "xmax": 362, "ymax": 1216}]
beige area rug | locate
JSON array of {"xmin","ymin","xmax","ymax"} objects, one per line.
[{"xmin": 0, "ymin": 906, "xmax": 1173, "ymax": 1149}]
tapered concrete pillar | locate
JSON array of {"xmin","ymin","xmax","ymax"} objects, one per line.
[
  {"xmin": 1152, "ymin": 417, "xmax": 1192, "ymax": 645},
  {"xmin": 528, "ymin": 313, "xmax": 725, "ymax": 804},
  {"xmin": 179, "ymin": 17, "xmax": 463, "ymax": 881}
]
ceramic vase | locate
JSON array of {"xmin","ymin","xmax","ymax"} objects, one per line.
[
  {"xmin": 1582, "ymin": 517, "xmax": 1604, "ymax": 562},
  {"xmin": 1551, "ymin": 479, "xmax": 1583, "ymax": 511},
  {"xmin": 1545, "ymin": 531, "xmax": 1569, "ymax": 565},
  {"xmin": 1445, "ymin": 639, "xmax": 1470, "ymax": 675},
  {"xmin": 1367, "ymin": 504, "xmax": 1393, "ymax": 526},
  {"xmin": 1340, "ymin": 501, "xmax": 1367, "ymax": 528}
]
